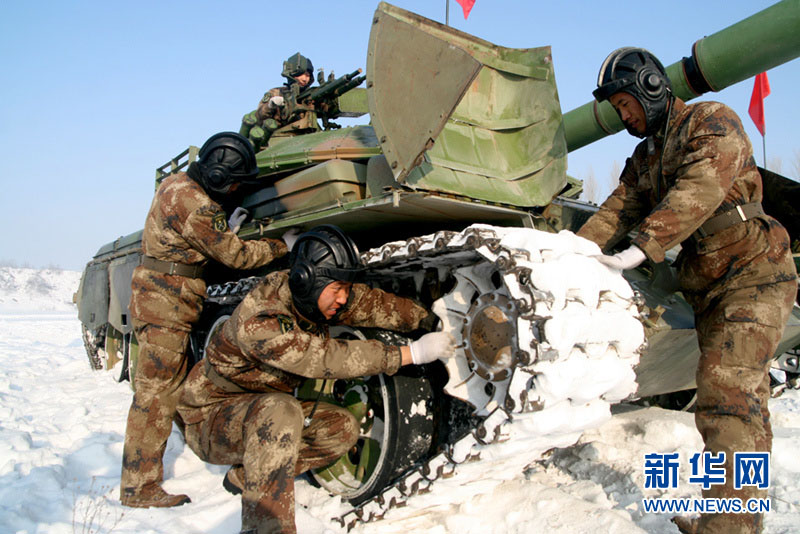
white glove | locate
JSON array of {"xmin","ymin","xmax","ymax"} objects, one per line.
[
  {"xmin": 267, "ymin": 95, "xmax": 285, "ymax": 109},
  {"xmin": 593, "ymin": 245, "xmax": 647, "ymax": 271},
  {"xmin": 282, "ymin": 227, "xmax": 302, "ymax": 251},
  {"xmin": 227, "ymin": 207, "xmax": 249, "ymax": 233},
  {"xmin": 409, "ymin": 332, "xmax": 456, "ymax": 365}
]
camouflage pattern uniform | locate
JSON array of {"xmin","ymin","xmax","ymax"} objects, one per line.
[
  {"xmin": 578, "ymin": 99, "xmax": 797, "ymax": 534},
  {"xmin": 177, "ymin": 270, "xmax": 428, "ymax": 534},
  {"xmin": 255, "ymin": 86, "xmax": 319, "ymax": 136},
  {"xmin": 122, "ymin": 171, "xmax": 288, "ymax": 504}
]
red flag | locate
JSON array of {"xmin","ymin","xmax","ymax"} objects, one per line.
[
  {"xmin": 748, "ymin": 72, "xmax": 770, "ymax": 136},
  {"xmin": 455, "ymin": 0, "xmax": 476, "ymax": 19}
]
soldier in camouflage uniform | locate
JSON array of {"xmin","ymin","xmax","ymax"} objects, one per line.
[
  {"xmin": 121, "ymin": 132, "xmax": 298, "ymax": 508},
  {"xmin": 241, "ymin": 52, "xmax": 319, "ymax": 149},
  {"xmin": 177, "ymin": 225, "xmax": 455, "ymax": 534},
  {"xmin": 577, "ymin": 48, "xmax": 797, "ymax": 534}
]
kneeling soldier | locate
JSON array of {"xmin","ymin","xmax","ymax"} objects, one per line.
[{"xmin": 177, "ymin": 225, "xmax": 455, "ymax": 534}]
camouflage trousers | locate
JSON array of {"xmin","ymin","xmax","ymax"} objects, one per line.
[
  {"xmin": 120, "ymin": 320, "xmax": 191, "ymax": 495},
  {"xmin": 694, "ymin": 280, "xmax": 796, "ymax": 534},
  {"xmin": 183, "ymin": 392, "xmax": 359, "ymax": 534}
]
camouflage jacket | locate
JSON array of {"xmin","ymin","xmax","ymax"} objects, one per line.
[
  {"xmin": 577, "ymin": 100, "xmax": 796, "ymax": 308},
  {"xmin": 129, "ymin": 172, "xmax": 287, "ymax": 329},
  {"xmin": 179, "ymin": 271, "xmax": 429, "ymax": 423},
  {"xmin": 255, "ymin": 85, "xmax": 319, "ymax": 134}
]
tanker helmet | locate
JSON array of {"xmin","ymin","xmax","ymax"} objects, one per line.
[
  {"xmin": 193, "ymin": 132, "xmax": 259, "ymax": 196},
  {"xmin": 282, "ymin": 52, "xmax": 314, "ymax": 83},
  {"xmin": 593, "ymin": 47, "xmax": 672, "ymax": 137},
  {"xmin": 289, "ymin": 225, "xmax": 365, "ymax": 323}
]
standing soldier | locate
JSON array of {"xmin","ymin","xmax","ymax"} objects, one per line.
[
  {"xmin": 241, "ymin": 52, "xmax": 319, "ymax": 148},
  {"xmin": 177, "ymin": 225, "xmax": 455, "ymax": 534},
  {"xmin": 577, "ymin": 48, "xmax": 797, "ymax": 534},
  {"xmin": 121, "ymin": 131, "xmax": 299, "ymax": 508}
]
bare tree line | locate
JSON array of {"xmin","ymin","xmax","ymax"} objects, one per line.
[{"xmin": 579, "ymin": 160, "xmax": 620, "ymax": 205}]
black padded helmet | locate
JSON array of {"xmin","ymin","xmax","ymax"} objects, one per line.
[
  {"xmin": 282, "ymin": 52, "xmax": 314, "ymax": 83},
  {"xmin": 289, "ymin": 225, "xmax": 365, "ymax": 323},
  {"xmin": 593, "ymin": 47, "xmax": 672, "ymax": 138},
  {"xmin": 191, "ymin": 132, "xmax": 259, "ymax": 196}
]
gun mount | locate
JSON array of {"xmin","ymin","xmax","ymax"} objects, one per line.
[{"xmin": 240, "ymin": 67, "xmax": 367, "ymax": 149}]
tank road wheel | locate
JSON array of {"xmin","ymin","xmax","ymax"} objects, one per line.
[
  {"xmin": 309, "ymin": 329, "xmax": 436, "ymax": 505},
  {"xmin": 310, "ymin": 372, "xmax": 435, "ymax": 505}
]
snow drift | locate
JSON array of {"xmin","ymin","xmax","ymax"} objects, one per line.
[{"xmin": 1, "ymin": 266, "xmax": 798, "ymax": 534}]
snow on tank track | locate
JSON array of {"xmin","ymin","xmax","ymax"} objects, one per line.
[{"xmin": 337, "ymin": 224, "xmax": 646, "ymax": 529}]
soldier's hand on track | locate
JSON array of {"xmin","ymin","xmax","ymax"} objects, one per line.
[
  {"xmin": 409, "ymin": 332, "xmax": 456, "ymax": 365},
  {"xmin": 593, "ymin": 245, "xmax": 646, "ymax": 271}
]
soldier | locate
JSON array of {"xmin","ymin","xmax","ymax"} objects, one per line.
[
  {"xmin": 121, "ymin": 131, "xmax": 300, "ymax": 508},
  {"xmin": 177, "ymin": 225, "xmax": 455, "ymax": 534},
  {"xmin": 242, "ymin": 52, "xmax": 319, "ymax": 148},
  {"xmin": 577, "ymin": 48, "xmax": 797, "ymax": 534}
]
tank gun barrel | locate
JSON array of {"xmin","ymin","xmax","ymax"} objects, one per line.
[
  {"xmin": 563, "ymin": 0, "xmax": 800, "ymax": 152},
  {"xmin": 299, "ymin": 68, "xmax": 365, "ymax": 103}
]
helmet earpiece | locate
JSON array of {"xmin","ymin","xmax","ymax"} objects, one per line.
[
  {"xmin": 204, "ymin": 163, "xmax": 230, "ymax": 190},
  {"xmin": 289, "ymin": 259, "xmax": 316, "ymax": 298},
  {"xmin": 638, "ymin": 68, "xmax": 666, "ymax": 100}
]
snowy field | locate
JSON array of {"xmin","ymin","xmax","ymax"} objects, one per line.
[{"xmin": 1, "ymin": 266, "xmax": 798, "ymax": 534}]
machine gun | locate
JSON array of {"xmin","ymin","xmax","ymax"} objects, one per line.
[
  {"xmin": 284, "ymin": 68, "xmax": 366, "ymax": 129},
  {"xmin": 241, "ymin": 67, "xmax": 366, "ymax": 149}
]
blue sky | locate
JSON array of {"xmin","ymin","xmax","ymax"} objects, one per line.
[{"xmin": 1, "ymin": 0, "xmax": 797, "ymax": 270}]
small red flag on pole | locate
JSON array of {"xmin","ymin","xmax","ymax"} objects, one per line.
[
  {"xmin": 455, "ymin": 0, "xmax": 476, "ymax": 19},
  {"xmin": 748, "ymin": 72, "xmax": 770, "ymax": 136}
]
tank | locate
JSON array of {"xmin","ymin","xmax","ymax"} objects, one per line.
[{"xmin": 74, "ymin": 1, "xmax": 800, "ymax": 524}]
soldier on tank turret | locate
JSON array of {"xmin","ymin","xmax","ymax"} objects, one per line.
[
  {"xmin": 240, "ymin": 52, "xmax": 319, "ymax": 149},
  {"xmin": 120, "ymin": 131, "xmax": 301, "ymax": 509},
  {"xmin": 177, "ymin": 225, "xmax": 456, "ymax": 534},
  {"xmin": 577, "ymin": 48, "xmax": 797, "ymax": 534}
]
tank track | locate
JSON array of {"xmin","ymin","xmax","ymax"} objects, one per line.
[
  {"xmin": 340, "ymin": 224, "xmax": 646, "ymax": 529},
  {"xmin": 206, "ymin": 224, "xmax": 647, "ymax": 530},
  {"xmin": 81, "ymin": 324, "xmax": 106, "ymax": 371},
  {"xmin": 206, "ymin": 276, "xmax": 263, "ymax": 305}
]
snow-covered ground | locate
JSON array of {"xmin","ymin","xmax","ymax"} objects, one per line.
[{"xmin": 1, "ymin": 266, "xmax": 798, "ymax": 534}]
